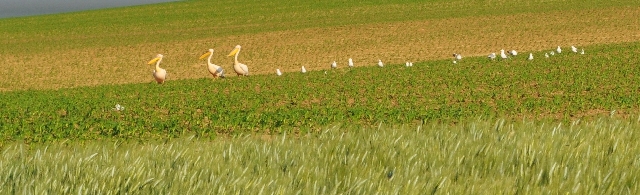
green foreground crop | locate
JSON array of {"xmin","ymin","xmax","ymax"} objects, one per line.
[
  {"xmin": 2, "ymin": 118, "xmax": 639, "ymax": 194},
  {"xmin": 1, "ymin": 42, "xmax": 640, "ymax": 142}
]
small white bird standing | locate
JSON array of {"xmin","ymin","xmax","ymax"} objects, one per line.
[
  {"xmin": 331, "ymin": 61, "xmax": 337, "ymax": 69},
  {"xmin": 550, "ymin": 51, "xmax": 555, "ymax": 56},
  {"xmin": 378, "ymin": 59, "xmax": 384, "ymax": 67},
  {"xmin": 405, "ymin": 62, "xmax": 410, "ymax": 67},
  {"xmin": 545, "ymin": 53, "xmax": 549, "ymax": 58},
  {"xmin": 453, "ymin": 60, "xmax": 457, "ymax": 64},
  {"xmin": 453, "ymin": 53, "xmax": 462, "ymax": 60},
  {"xmin": 580, "ymin": 49, "xmax": 585, "ymax": 55},
  {"xmin": 409, "ymin": 62, "xmax": 413, "ymax": 67},
  {"xmin": 528, "ymin": 53, "xmax": 534, "ymax": 60},
  {"xmin": 500, "ymin": 49, "xmax": 508, "ymax": 59},
  {"xmin": 571, "ymin": 46, "xmax": 578, "ymax": 53},
  {"xmin": 556, "ymin": 46, "xmax": 562, "ymax": 54},
  {"xmin": 301, "ymin": 66, "xmax": 307, "ymax": 73},
  {"xmin": 510, "ymin": 50, "xmax": 518, "ymax": 56},
  {"xmin": 147, "ymin": 54, "xmax": 167, "ymax": 84},
  {"xmin": 488, "ymin": 53, "xmax": 496, "ymax": 60},
  {"xmin": 348, "ymin": 58, "xmax": 354, "ymax": 68},
  {"xmin": 276, "ymin": 69, "xmax": 282, "ymax": 76}
]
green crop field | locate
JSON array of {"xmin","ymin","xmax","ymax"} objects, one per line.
[{"xmin": 1, "ymin": 0, "xmax": 640, "ymax": 193}]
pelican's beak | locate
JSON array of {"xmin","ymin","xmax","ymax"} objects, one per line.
[
  {"xmin": 147, "ymin": 57, "xmax": 160, "ymax": 65},
  {"xmin": 199, "ymin": 52, "xmax": 211, "ymax": 60},
  {"xmin": 227, "ymin": 48, "xmax": 239, "ymax": 57}
]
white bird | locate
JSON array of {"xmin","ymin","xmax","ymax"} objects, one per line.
[
  {"xmin": 488, "ymin": 53, "xmax": 496, "ymax": 60},
  {"xmin": 528, "ymin": 53, "xmax": 533, "ymax": 60},
  {"xmin": 453, "ymin": 60, "xmax": 457, "ymax": 64},
  {"xmin": 550, "ymin": 51, "xmax": 555, "ymax": 56},
  {"xmin": 409, "ymin": 62, "xmax": 413, "ymax": 67},
  {"xmin": 113, "ymin": 104, "xmax": 125, "ymax": 111},
  {"xmin": 331, "ymin": 61, "xmax": 337, "ymax": 69},
  {"xmin": 500, "ymin": 49, "xmax": 508, "ymax": 59},
  {"xmin": 571, "ymin": 46, "xmax": 578, "ymax": 53},
  {"xmin": 378, "ymin": 59, "xmax": 384, "ymax": 67},
  {"xmin": 405, "ymin": 62, "xmax": 410, "ymax": 67},
  {"xmin": 199, "ymin": 49, "xmax": 225, "ymax": 79},
  {"xmin": 301, "ymin": 66, "xmax": 307, "ymax": 73},
  {"xmin": 348, "ymin": 58, "xmax": 354, "ymax": 68},
  {"xmin": 276, "ymin": 69, "xmax": 282, "ymax": 76},
  {"xmin": 453, "ymin": 53, "xmax": 462, "ymax": 60},
  {"xmin": 227, "ymin": 45, "xmax": 249, "ymax": 76},
  {"xmin": 556, "ymin": 46, "xmax": 562, "ymax": 54},
  {"xmin": 510, "ymin": 50, "xmax": 518, "ymax": 56},
  {"xmin": 147, "ymin": 54, "xmax": 167, "ymax": 84},
  {"xmin": 545, "ymin": 53, "xmax": 549, "ymax": 58},
  {"xmin": 580, "ymin": 49, "xmax": 585, "ymax": 55}
]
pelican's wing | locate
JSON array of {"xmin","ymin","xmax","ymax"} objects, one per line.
[{"xmin": 240, "ymin": 64, "xmax": 249, "ymax": 75}]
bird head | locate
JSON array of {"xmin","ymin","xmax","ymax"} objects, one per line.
[
  {"xmin": 147, "ymin": 54, "xmax": 163, "ymax": 65},
  {"xmin": 227, "ymin": 45, "xmax": 241, "ymax": 57},
  {"xmin": 199, "ymin": 49, "xmax": 214, "ymax": 60}
]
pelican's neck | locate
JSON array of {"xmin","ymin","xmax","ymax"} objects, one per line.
[
  {"xmin": 155, "ymin": 58, "xmax": 162, "ymax": 72},
  {"xmin": 234, "ymin": 48, "xmax": 240, "ymax": 64},
  {"xmin": 207, "ymin": 52, "xmax": 214, "ymax": 67}
]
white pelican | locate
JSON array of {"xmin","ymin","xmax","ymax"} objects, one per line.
[
  {"xmin": 199, "ymin": 49, "xmax": 225, "ymax": 79},
  {"xmin": 409, "ymin": 62, "xmax": 413, "ymax": 67},
  {"xmin": 378, "ymin": 59, "xmax": 384, "ymax": 67},
  {"xmin": 453, "ymin": 53, "xmax": 462, "ymax": 60},
  {"xmin": 528, "ymin": 53, "xmax": 533, "ymax": 60},
  {"xmin": 556, "ymin": 46, "xmax": 562, "ymax": 54},
  {"xmin": 580, "ymin": 49, "xmax": 585, "ymax": 55},
  {"xmin": 301, "ymin": 66, "xmax": 307, "ymax": 73},
  {"xmin": 500, "ymin": 49, "xmax": 508, "ymax": 59},
  {"xmin": 405, "ymin": 62, "xmax": 410, "ymax": 67},
  {"xmin": 276, "ymin": 69, "xmax": 282, "ymax": 76},
  {"xmin": 545, "ymin": 53, "xmax": 549, "ymax": 58},
  {"xmin": 227, "ymin": 45, "xmax": 249, "ymax": 76},
  {"xmin": 571, "ymin": 46, "xmax": 578, "ymax": 53},
  {"xmin": 488, "ymin": 53, "xmax": 496, "ymax": 60},
  {"xmin": 331, "ymin": 61, "xmax": 337, "ymax": 69},
  {"xmin": 348, "ymin": 58, "xmax": 354, "ymax": 68},
  {"xmin": 510, "ymin": 50, "xmax": 518, "ymax": 56},
  {"xmin": 147, "ymin": 54, "xmax": 167, "ymax": 84}
]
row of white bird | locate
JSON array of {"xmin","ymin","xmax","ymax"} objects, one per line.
[
  {"xmin": 484, "ymin": 45, "xmax": 584, "ymax": 62},
  {"xmin": 147, "ymin": 45, "xmax": 248, "ymax": 84},
  {"xmin": 146, "ymin": 45, "xmax": 586, "ymax": 84}
]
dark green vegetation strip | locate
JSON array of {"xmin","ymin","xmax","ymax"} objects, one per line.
[{"xmin": 1, "ymin": 42, "xmax": 639, "ymax": 142}]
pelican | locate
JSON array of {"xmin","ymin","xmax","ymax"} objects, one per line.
[
  {"xmin": 488, "ymin": 53, "xmax": 496, "ymax": 60},
  {"xmin": 331, "ymin": 61, "xmax": 337, "ymax": 69},
  {"xmin": 276, "ymin": 69, "xmax": 282, "ymax": 76},
  {"xmin": 510, "ymin": 50, "xmax": 518, "ymax": 56},
  {"xmin": 199, "ymin": 49, "xmax": 225, "ymax": 79},
  {"xmin": 405, "ymin": 62, "xmax": 410, "ymax": 67},
  {"xmin": 227, "ymin": 45, "xmax": 249, "ymax": 76},
  {"xmin": 528, "ymin": 53, "xmax": 533, "ymax": 60},
  {"xmin": 571, "ymin": 46, "xmax": 578, "ymax": 53},
  {"xmin": 301, "ymin": 66, "xmax": 307, "ymax": 73},
  {"xmin": 453, "ymin": 53, "xmax": 462, "ymax": 60},
  {"xmin": 580, "ymin": 49, "xmax": 585, "ymax": 55},
  {"xmin": 409, "ymin": 62, "xmax": 413, "ymax": 67},
  {"xmin": 545, "ymin": 53, "xmax": 549, "ymax": 58},
  {"xmin": 378, "ymin": 59, "xmax": 384, "ymax": 67},
  {"xmin": 147, "ymin": 54, "xmax": 167, "ymax": 84},
  {"xmin": 556, "ymin": 46, "xmax": 562, "ymax": 54},
  {"xmin": 348, "ymin": 58, "xmax": 354, "ymax": 68},
  {"xmin": 500, "ymin": 49, "xmax": 508, "ymax": 59}
]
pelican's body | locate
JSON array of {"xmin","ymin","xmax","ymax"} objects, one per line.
[
  {"xmin": 556, "ymin": 46, "xmax": 562, "ymax": 54},
  {"xmin": 571, "ymin": 46, "xmax": 578, "ymax": 53},
  {"xmin": 276, "ymin": 69, "xmax": 282, "ymax": 76},
  {"xmin": 528, "ymin": 53, "xmax": 534, "ymax": 60},
  {"xmin": 348, "ymin": 58, "xmax": 354, "ymax": 68},
  {"xmin": 488, "ymin": 53, "xmax": 496, "ymax": 60},
  {"xmin": 227, "ymin": 45, "xmax": 249, "ymax": 76},
  {"xmin": 200, "ymin": 49, "xmax": 225, "ymax": 78},
  {"xmin": 510, "ymin": 50, "xmax": 518, "ymax": 56},
  {"xmin": 147, "ymin": 54, "xmax": 167, "ymax": 84},
  {"xmin": 378, "ymin": 60, "xmax": 384, "ymax": 67},
  {"xmin": 331, "ymin": 61, "xmax": 337, "ymax": 69},
  {"xmin": 500, "ymin": 49, "xmax": 508, "ymax": 59},
  {"xmin": 301, "ymin": 66, "xmax": 307, "ymax": 73}
]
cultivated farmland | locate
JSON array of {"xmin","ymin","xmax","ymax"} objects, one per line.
[{"xmin": 1, "ymin": 0, "xmax": 640, "ymax": 194}]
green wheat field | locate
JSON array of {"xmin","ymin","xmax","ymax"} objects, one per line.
[{"xmin": 1, "ymin": 0, "xmax": 640, "ymax": 193}]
